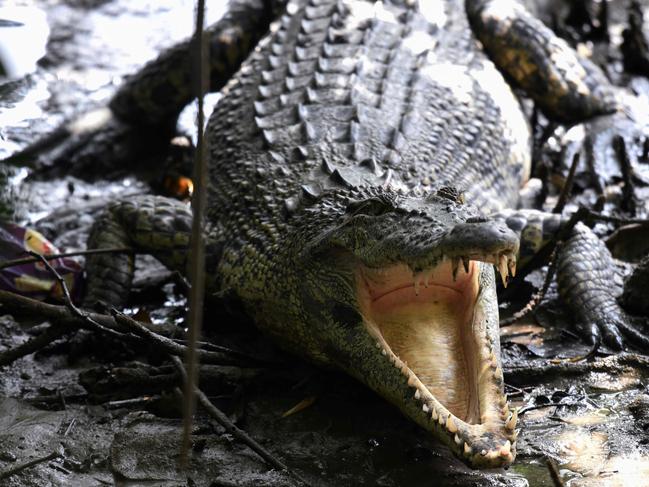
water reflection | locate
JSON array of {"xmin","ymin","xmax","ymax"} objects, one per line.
[{"xmin": 0, "ymin": 5, "xmax": 49, "ymax": 80}]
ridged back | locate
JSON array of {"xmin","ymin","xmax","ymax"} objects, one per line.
[{"xmin": 207, "ymin": 0, "xmax": 531, "ymax": 235}]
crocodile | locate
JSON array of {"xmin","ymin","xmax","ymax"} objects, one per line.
[{"xmin": 34, "ymin": 0, "xmax": 648, "ymax": 469}]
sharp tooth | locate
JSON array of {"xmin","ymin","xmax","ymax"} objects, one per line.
[
  {"xmin": 464, "ymin": 443, "xmax": 472, "ymax": 456},
  {"xmin": 489, "ymin": 352, "xmax": 498, "ymax": 369},
  {"xmin": 446, "ymin": 415, "xmax": 458, "ymax": 433},
  {"xmin": 438, "ymin": 414, "xmax": 444, "ymax": 426},
  {"xmin": 414, "ymin": 389, "xmax": 421, "ymax": 400},
  {"xmin": 408, "ymin": 375, "xmax": 417, "ymax": 387},
  {"xmin": 500, "ymin": 440, "xmax": 512, "ymax": 456},
  {"xmin": 454, "ymin": 434, "xmax": 462, "ymax": 445},
  {"xmin": 422, "ymin": 404, "xmax": 429, "ymax": 413},
  {"xmin": 508, "ymin": 254, "xmax": 517, "ymax": 277},
  {"xmin": 506, "ymin": 409, "xmax": 518, "ymax": 431},
  {"xmin": 498, "ymin": 254, "xmax": 508, "ymax": 287},
  {"xmin": 431, "ymin": 408, "xmax": 438, "ymax": 421},
  {"xmin": 452, "ymin": 257, "xmax": 460, "ymax": 281},
  {"xmin": 462, "ymin": 256, "xmax": 470, "ymax": 273},
  {"xmin": 375, "ymin": 341, "xmax": 381, "ymax": 349},
  {"xmin": 381, "ymin": 349, "xmax": 387, "ymax": 356},
  {"xmin": 501, "ymin": 402, "xmax": 510, "ymax": 418}
]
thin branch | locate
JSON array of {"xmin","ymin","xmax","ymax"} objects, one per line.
[
  {"xmin": 171, "ymin": 356, "xmax": 299, "ymax": 479},
  {"xmin": 0, "ymin": 247, "xmax": 132, "ymax": 270},
  {"xmin": 0, "ymin": 449, "xmax": 63, "ymax": 480},
  {"xmin": 112, "ymin": 310, "xmax": 260, "ymax": 365},
  {"xmin": 0, "ymin": 323, "xmax": 68, "ymax": 367},
  {"xmin": 182, "ymin": 0, "xmax": 209, "ymax": 467},
  {"xmin": 0, "ymin": 290, "xmax": 258, "ymax": 367},
  {"xmin": 546, "ymin": 457, "xmax": 565, "ymax": 487},
  {"xmin": 500, "ymin": 244, "xmax": 561, "ymax": 326},
  {"xmin": 612, "ymin": 135, "xmax": 639, "ymax": 216},
  {"xmin": 553, "ymin": 151, "xmax": 580, "ymax": 214},
  {"xmin": 26, "ymin": 251, "xmax": 126, "ymax": 340}
]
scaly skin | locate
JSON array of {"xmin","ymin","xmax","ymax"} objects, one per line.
[{"xmin": 80, "ymin": 0, "xmax": 643, "ymax": 469}]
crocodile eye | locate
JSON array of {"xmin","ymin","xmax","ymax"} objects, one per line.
[
  {"xmin": 346, "ymin": 197, "xmax": 393, "ymax": 216},
  {"xmin": 435, "ymin": 186, "xmax": 464, "ymax": 204}
]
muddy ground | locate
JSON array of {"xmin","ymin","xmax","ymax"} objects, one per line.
[{"xmin": 2, "ymin": 1, "xmax": 649, "ymax": 486}]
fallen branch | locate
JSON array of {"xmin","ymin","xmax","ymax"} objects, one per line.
[
  {"xmin": 0, "ymin": 448, "xmax": 63, "ymax": 480},
  {"xmin": 112, "ymin": 310, "xmax": 262, "ymax": 365},
  {"xmin": 171, "ymin": 356, "xmax": 303, "ymax": 484},
  {"xmin": 504, "ymin": 353, "xmax": 649, "ymax": 386},
  {"xmin": 0, "ymin": 323, "xmax": 68, "ymax": 367},
  {"xmin": 28, "ymin": 251, "xmax": 127, "ymax": 340},
  {"xmin": 500, "ymin": 245, "xmax": 560, "ymax": 326},
  {"xmin": 0, "ymin": 247, "xmax": 132, "ymax": 271},
  {"xmin": 0, "ymin": 290, "xmax": 258, "ymax": 367}
]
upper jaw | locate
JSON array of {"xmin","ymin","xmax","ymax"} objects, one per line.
[{"xmin": 353, "ymin": 260, "xmax": 518, "ymax": 468}]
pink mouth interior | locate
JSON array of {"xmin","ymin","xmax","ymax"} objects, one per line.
[{"xmin": 358, "ymin": 260, "xmax": 482, "ymax": 423}]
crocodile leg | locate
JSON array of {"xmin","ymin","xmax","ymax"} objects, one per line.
[
  {"xmin": 84, "ymin": 195, "xmax": 223, "ymax": 308},
  {"xmin": 5, "ymin": 0, "xmax": 284, "ymax": 172},
  {"xmin": 465, "ymin": 0, "xmax": 617, "ymax": 123},
  {"xmin": 109, "ymin": 0, "xmax": 285, "ymax": 126},
  {"xmin": 494, "ymin": 209, "xmax": 645, "ymax": 350}
]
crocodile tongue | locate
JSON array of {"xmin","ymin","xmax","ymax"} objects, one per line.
[{"xmin": 356, "ymin": 259, "xmax": 517, "ymax": 468}]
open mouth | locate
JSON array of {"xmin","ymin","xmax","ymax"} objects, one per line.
[{"xmin": 356, "ymin": 255, "xmax": 518, "ymax": 467}]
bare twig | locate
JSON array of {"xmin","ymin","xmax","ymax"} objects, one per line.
[
  {"xmin": 27, "ymin": 251, "xmax": 127, "ymax": 340},
  {"xmin": 612, "ymin": 135, "xmax": 639, "ymax": 216},
  {"xmin": 504, "ymin": 353, "xmax": 649, "ymax": 386},
  {"xmin": 0, "ymin": 290, "xmax": 256, "ymax": 366},
  {"xmin": 500, "ymin": 245, "xmax": 561, "ymax": 326},
  {"xmin": 0, "ymin": 449, "xmax": 63, "ymax": 480},
  {"xmin": 553, "ymin": 151, "xmax": 580, "ymax": 214},
  {"xmin": 105, "ymin": 395, "xmax": 160, "ymax": 410},
  {"xmin": 112, "ymin": 310, "xmax": 260, "ymax": 365},
  {"xmin": 182, "ymin": 0, "xmax": 209, "ymax": 467},
  {"xmin": 171, "ymin": 356, "xmax": 298, "ymax": 478},
  {"xmin": 0, "ymin": 323, "xmax": 68, "ymax": 367},
  {"xmin": 0, "ymin": 247, "xmax": 132, "ymax": 270},
  {"xmin": 546, "ymin": 457, "xmax": 565, "ymax": 487}
]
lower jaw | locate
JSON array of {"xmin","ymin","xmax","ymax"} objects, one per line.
[{"xmin": 356, "ymin": 263, "xmax": 517, "ymax": 467}]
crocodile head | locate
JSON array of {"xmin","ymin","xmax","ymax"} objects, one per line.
[{"xmin": 283, "ymin": 185, "xmax": 519, "ymax": 468}]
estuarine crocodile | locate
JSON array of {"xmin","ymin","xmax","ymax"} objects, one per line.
[{"xmin": 34, "ymin": 0, "xmax": 647, "ymax": 469}]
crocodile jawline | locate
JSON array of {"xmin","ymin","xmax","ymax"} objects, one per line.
[{"xmin": 356, "ymin": 260, "xmax": 516, "ymax": 465}]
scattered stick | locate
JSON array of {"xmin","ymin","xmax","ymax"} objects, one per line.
[
  {"xmin": 27, "ymin": 251, "xmax": 127, "ymax": 340},
  {"xmin": 500, "ymin": 245, "xmax": 560, "ymax": 326},
  {"xmin": 112, "ymin": 310, "xmax": 261, "ymax": 365},
  {"xmin": 518, "ymin": 402, "xmax": 569, "ymax": 416},
  {"xmin": 0, "ymin": 448, "xmax": 63, "ymax": 480},
  {"xmin": 546, "ymin": 457, "xmax": 565, "ymax": 487},
  {"xmin": 0, "ymin": 247, "xmax": 132, "ymax": 271},
  {"xmin": 553, "ymin": 151, "xmax": 580, "ymax": 214},
  {"xmin": 171, "ymin": 355, "xmax": 304, "ymax": 484},
  {"xmin": 612, "ymin": 135, "xmax": 640, "ymax": 216},
  {"xmin": 0, "ymin": 290, "xmax": 257, "ymax": 367},
  {"xmin": 105, "ymin": 395, "xmax": 160, "ymax": 410},
  {"xmin": 182, "ymin": 0, "xmax": 209, "ymax": 466},
  {"xmin": 504, "ymin": 353, "xmax": 649, "ymax": 386},
  {"xmin": 0, "ymin": 323, "xmax": 68, "ymax": 367}
]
